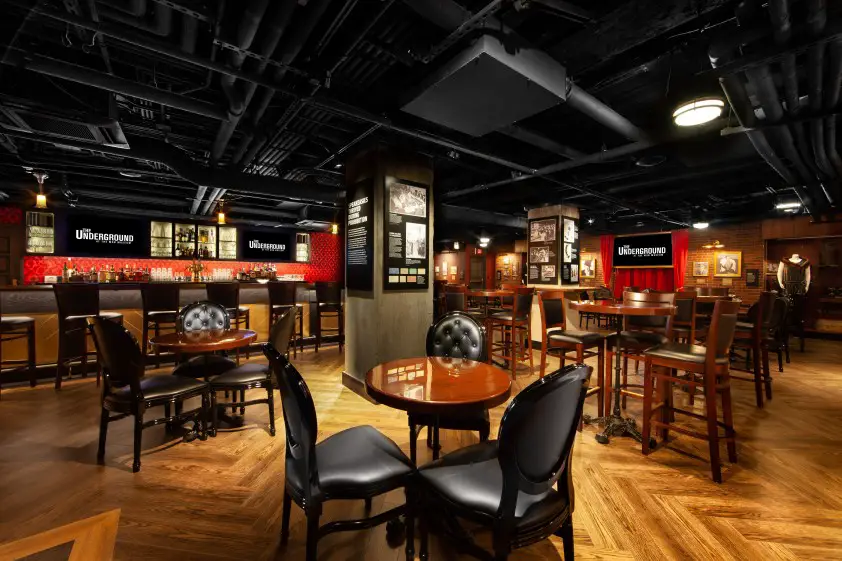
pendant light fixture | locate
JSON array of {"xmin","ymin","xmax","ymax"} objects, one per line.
[
  {"xmin": 217, "ymin": 199, "xmax": 226, "ymax": 224},
  {"xmin": 672, "ymin": 97, "xmax": 725, "ymax": 127},
  {"xmin": 33, "ymin": 170, "xmax": 48, "ymax": 209}
]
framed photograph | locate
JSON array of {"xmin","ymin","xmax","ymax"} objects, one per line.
[
  {"xmin": 563, "ymin": 218, "xmax": 576, "ymax": 243},
  {"xmin": 693, "ymin": 261, "xmax": 710, "ymax": 277},
  {"xmin": 570, "ymin": 263, "xmax": 579, "ymax": 283},
  {"xmin": 388, "ymin": 181, "xmax": 427, "ymax": 217},
  {"xmin": 580, "ymin": 253, "xmax": 597, "ymax": 278},
  {"xmin": 746, "ymin": 268, "xmax": 760, "ymax": 287},
  {"xmin": 530, "ymin": 218, "xmax": 557, "ymax": 243},
  {"xmin": 766, "ymin": 261, "xmax": 779, "ymax": 274},
  {"xmin": 529, "ymin": 246, "xmax": 550, "ymax": 264},
  {"xmin": 714, "ymin": 251, "xmax": 742, "ymax": 277}
]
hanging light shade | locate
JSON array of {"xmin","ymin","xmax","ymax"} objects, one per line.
[
  {"xmin": 33, "ymin": 171, "xmax": 48, "ymax": 209},
  {"xmin": 330, "ymin": 223, "xmax": 339, "ymax": 235},
  {"xmin": 672, "ymin": 98, "xmax": 725, "ymax": 127},
  {"xmin": 217, "ymin": 200, "xmax": 226, "ymax": 224}
]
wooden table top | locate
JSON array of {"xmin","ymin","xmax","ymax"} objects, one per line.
[
  {"xmin": 696, "ymin": 295, "xmax": 734, "ymax": 302},
  {"xmin": 365, "ymin": 357, "xmax": 512, "ymax": 415},
  {"xmin": 150, "ymin": 329, "xmax": 257, "ymax": 353},
  {"xmin": 467, "ymin": 289, "xmax": 513, "ymax": 298},
  {"xmin": 570, "ymin": 299, "xmax": 676, "ymax": 316}
]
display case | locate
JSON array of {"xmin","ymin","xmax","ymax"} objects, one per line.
[
  {"xmin": 218, "ymin": 226, "xmax": 237, "ymax": 260},
  {"xmin": 197, "ymin": 225, "xmax": 217, "ymax": 259},
  {"xmin": 174, "ymin": 223, "xmax": 196, "ymax": 258},
  {"xmin": 150, "ymin": 221, "xmax": 173, "ymax": 257},
  {"xmin": 25, "ymin": 211, "xmax": 54, "ymax": 254}
]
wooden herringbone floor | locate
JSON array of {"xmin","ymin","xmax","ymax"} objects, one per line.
[{"xmin": 1, "ymin": 341, "xmax": 842, "ymax": 560}]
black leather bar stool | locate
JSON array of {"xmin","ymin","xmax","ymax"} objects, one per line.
[
  {"xmin": 141, "ymin": 284, "xmax": 180, "ymax": 367},
  {"xmin": 206, "ymin": 282, "xmax": 249, "ymax": 362},
  {"xmin": 0, "ymin": 307, "xmax": 36, "ymax": 397},
  {"xmin": 53, "ymin": 284, "xmax": 123, "ymax": 390},
  {"xmin": 314, "ymin": 281, "xmax": 343, "ymax": 352},
  {"xmin": 268, "ymin": 281, "xmax": 303, "ymax": 357}
]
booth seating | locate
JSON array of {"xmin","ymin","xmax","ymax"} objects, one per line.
[
  {"xmin": 487, "ymin": 287, "xmax": 534, "ymax": 378},
  {"xmin": 537, "ymin": 290, "xmax": 604, "ymax": 429},
  {"xmin": 206, "ymin": 283, "xmax": 250, "ymax": 362},
  {"xmin": 53, "ymin": 284, "xmax": 123, "ymax": 390},
  {"xmin": 141, "ymin": 284, "xmax": 180, "ymax": 367},
  {"xmin": 642, "ymin": 300, "xmax": 741, "ymax": 483},
  {"xmin": 314, "ymin": 282, "xmax": 343, "ymax": 352},
  {"xmin": 268, "ymin": 281, "xmax": 303, "ymax": 357}
]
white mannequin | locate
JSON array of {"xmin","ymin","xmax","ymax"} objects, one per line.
[{"xmin": 778, "ymin": 253, "xmax": 811, "ymax": 292}]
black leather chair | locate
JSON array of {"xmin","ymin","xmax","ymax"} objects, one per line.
[
  {"xmin": 268, "ymin": 281, "xmax": 303, "ymax": 357},
  {"xmin": 207, "ymin": 309, "xmax": 296, "ymax": 436},
  {"xmin": 314, "ymin": 281, "xmax": 344, "ymax": 352},
  {"xmin": 265, "ymin": 344, "xmax": 415, "ymax": 561},
  {"xmin": 171, "ymin": 301, "xmax": 237, "ymax": 379},
  {"xmin": 0, "ymin": 313, "xmax": 36, "ymax": 397},
  {"xmin": 89, "ymin": 317, "xmax": 210, "ymax": 473},
  {"xmin": 418, "ymin": 363, "xmax": 591, "ymax": 560},
  {"xmin": 408, "ymin": 312, "xmax": 489, "ymax": 463}
]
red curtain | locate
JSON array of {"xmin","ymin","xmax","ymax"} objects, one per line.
[
  {"xmin": 600, "ymin": 234, "xmax": 614, "ymax": 287},
  {"xmin": 614, "ymin": 268, "xmax": 674, "ymax": 297},
  {"xmin": 672, "ymin": 229, "xmax": 689, "ymax": 290}
]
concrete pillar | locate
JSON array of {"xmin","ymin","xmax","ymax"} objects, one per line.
[{"xmin": 342, "ymin": 146, "xmax": 434, "ymax": 394}]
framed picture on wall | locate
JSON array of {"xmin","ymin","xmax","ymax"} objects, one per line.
[
  {"xmin": 580, "ymin": 253, "xmax": 597, "ymax": 278},
  {"xmin": 746, "ymin": 268, "xmax": 760, "ymax": 287},
  {"xmin": 713, "ymin": 251, "xmax": 742, "ymax": 277},
  {"xmin": 693, "ymin": 261, "xmax": 709, "ymax": 277}
]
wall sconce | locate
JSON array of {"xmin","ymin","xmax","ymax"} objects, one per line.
[
  {"xmin": 330, "ymin": 223, "xmax": 339, "ymax": 235},
  {"xmin": 503, "ymin": 255, "xmax": 510, "ymax": 264},
  {"xmin": 702, "ymin": 240, "xmax": 724, "ymax": 249}
]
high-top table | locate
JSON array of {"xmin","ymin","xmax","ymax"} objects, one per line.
[
  {"xmin": 570, "ymin": 300, "xmax": 675, "ymax": 445},
  {"xmin": 365, "ymin": 357, "xmax": 511, "ymax": 463},
  {"xmin": 150, "ymin": 329, "xmax": 257, "ymax": 354}
]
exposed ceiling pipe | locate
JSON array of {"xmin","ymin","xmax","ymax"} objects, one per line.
[
  {"xmin": 99, "ymin": 0, "xmax": 147, "ymax": 17},
  {"xmin": 180, "ymin": 13, "xmax": 199, "ymax": 54},
  {"xmin": 1, "ymin": 50, "xmax": 227, "ymax": 120},
  {"xmin": 805, "ymin": 0, "xmax": 835, "ymax": 180},
  {"xmin": 7, "ymin": 1, "xmax": 295, "ymax": 98},
  {"xmin": 190, "ymin": 185, "xmax": 207, "ymax": 214},
  {"xmin": 98, "ymin": 1, "xmax": 172, "ymax": 36},
  {"xmin": 439, "ymin": 204, "xmax": 526, "ymax": 229},
  {"xmin": 227, "ymin": 205, "xmax": 298, "ymax": 220},
  {"xmin": 767, "ymin": 0, "xmax": 823, "ymax": 181},
  {"xmin": 566, "ymin": 82, "xmax": 648, "ymax": 142},
  {"xmin": 208, "ymin": 188, "xmax": 227, "ymax": 215},
  {"xmin": 85, "ymin": 0, "xmax": 114, "ymax": 75},
  {"xmin": 499, "ymin": 125, "xmax": 585, "ymax": 159},
  {"xmin": 212, "ymin": 0, "xmax": 298, "ymax": 163},
  {"xmin": 825, "ymin": 39, "xmax": 842, "ymax": 178},
  {"xmin": 231, "ymin": 0, "xmax": 336, "ymax": 167},
  {"xmin": 1, "ymin": 129, "xmax": 344, "ymax": 203},
  {"xmin": 199, "ymin": 187, "xmax": 220, "ymax": 215}
]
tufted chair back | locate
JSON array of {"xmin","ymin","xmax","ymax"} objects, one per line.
[
  {"xmin": 425, "ymin": 311, "xmax": 487, "ymax": 361},
  {"xmin": 177, "ymin": 301, "xmax": 231, "ymax": 333}
]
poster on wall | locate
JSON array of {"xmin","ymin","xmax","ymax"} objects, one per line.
[
  {"xmin": 346, "ymin": 178, "xmax": 374, "ymax": 291},
  {"xmin": 528, "ymin": 217, "xmax": 559, "ymax": 284},
  {"xmin": 613, "ymin": 233, "xmax": 673, "ymax": 268},
  {"xmin": 65, "ymin": 214, "xmax": 149, "ymax": 257},
  {"xmin": 384, "ymin": 177, "xmax": 429, "ymax": 290},
  {"xmin": 240, "ymin": 229, "xmax": 294, "ymax": 261}
]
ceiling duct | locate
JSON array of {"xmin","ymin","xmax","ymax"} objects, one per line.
[
  {"xmin": 0, "ymin": 104, "xmax": 129, "ymax": 148},
  {"xmin": 401, "ymin": 35, "xmax": 568, "ymax": 137}
]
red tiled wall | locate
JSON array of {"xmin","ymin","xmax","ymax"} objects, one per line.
[
  {"xmin": 0, "ymin": 206, "xmax": 22, "ymax": 224},
  {"xmin": 23, "ymin": 232, "xmax": 343, "ymax": 285}
]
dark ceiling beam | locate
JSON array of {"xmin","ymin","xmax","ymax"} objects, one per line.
[
  {"xmin": 0, "ymin": 129, "xmax": 344, "ymax": 203},
  {"xmin": 439, "ymin": 204, "xmax": 526, "ymax": 229},
  {"xmin": 548, "ymin": 0, "xmax": 733, "ymax": 75},
  {"xmin": 498, "ymin": 125, "xmax": 585, "ymax": 159}
]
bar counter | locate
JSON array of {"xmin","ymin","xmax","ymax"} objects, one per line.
[{"xmin": 0, "ymin": 281, "xmax": 338, "ymax": 368}]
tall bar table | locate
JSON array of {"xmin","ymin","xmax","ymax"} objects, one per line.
[{"xmin": 570, "ymin": 299, "xmax": 675, "ymax": 445}]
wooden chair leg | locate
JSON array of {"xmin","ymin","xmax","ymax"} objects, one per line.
[
  {"xmin": 281, "ymin": 489, "xmax": 292, "ymax": 543},
  {"xmin": 55, "ymin": 334, "xmax": 67, "ymax": 388},
  {"xmin": 305, "ymin": 510, "xmax": 320, "ymax": 561},
  {"xmin": 558, "ymin": 518, "xmax": 574, "ymax": 561},
  {"xmin": 267, "ymin": 382, "xmax": 276, "ymax": 437},
  {"xmin": 761, "ymin": 345, "xmax": 772, "ymax": 400},
  {"xmin": 597, "ymin": 346, "xmax": 605, "ymax": 418},
  {"xmin": 245, "ymin": 311, "xmax": 250, "ymax": 359},
  {"xmin": 526, "ymin": 323, "xmax": 533, "ymax": 372},
  {"xmin": 540, "ymin": 337, "xmax": 547, "ymax": 378},
  {"xmin": 509, "ymin": 324, "xmax": 516, "ymax": 379},
  {"xmin": 27, "ymin": 323, "xmax": 36, "ymax": 387},
  {"xmin": 97, "ymin": 407, "xmax": 109, "ymax": 463},
  {"xmin": 621, "ymin": 355, "xmax": 628, "ymax": 410},
  {"xmin": 409, "ymin": 422, "xmax": 417, "ymax": 465},
  {"xmin": 132, "ymin": 410, "xmax": 143, "ymax": 473},
  {"xmin": 659, "ymin": 373, "xmax": 672, "ymax": 443},
  {"xmin": 752, "ymin": 341, "xmax": 764, "ymax": 408},
  {"xmin": 704, "ymin": 371, "xmax": 722, "ymax": 483},
  {"xmin": 604, "ymin": 351, "xmax": 614, "ymax": 415},
  {"xmin": 720, "ymin": 378, "xmax": 737, "ymax": 463},
  {"xmin": 577, "ymin": 345, "xmax": 585, "ymax": 432},
  {"xmin": 642, "ymin": 360, "xmax": 654, "ymax": 455}
]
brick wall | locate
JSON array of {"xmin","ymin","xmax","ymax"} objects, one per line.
[{"xmin": 685, "ymin": 222, "xmax": 764, "ymax": 303}]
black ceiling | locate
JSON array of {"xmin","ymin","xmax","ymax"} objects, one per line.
[{"xmin": 0, "ymin": 0, "xmax": 840, "ymax": 242}]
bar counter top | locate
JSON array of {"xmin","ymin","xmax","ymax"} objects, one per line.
[{"xmin": 0, "ymin": 280, "xmax": 298, "ymax": 291}]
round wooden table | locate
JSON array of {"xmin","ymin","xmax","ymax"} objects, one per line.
[
  {"xmin": 150, "ymin": 329, "xmax": 257, "ymax": 354},
  {"xmin": 466, "ymin": 289, "xmax": 513, "ymax": 317},
  {"xmin": 366, "ymin": 357, "xmax": 512, "ymax": 462},
  {"xmin": 570, "ymin": 300, "xmax": 675, "ymax": 445}
]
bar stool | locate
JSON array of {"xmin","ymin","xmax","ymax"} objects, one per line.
[
  {"xmin": 314, "ymin": 281, "xmax": 343, "ymax": 352},
  {"xmin": 53, "ymin": 284, "xmax": 123, "ymax": 390},
  {"xmin": 443, "ymin": 284, "xmax": 483, "ymax": 320},
  {"xmin": 141, "ymin": 284, "xmax": 180, "ymax": 368},
  {"xmin": 206, "ymin": 282, "xmax": 249, "ymax": 362},
  {"xmin": 537, "ymin": 290, "xmax": 604, "ymax": 429},
  {"xmin": 642, "ymin": 299, "xmax": 741, "ymax": 483},
  {"xmin": 0, "ymin": 306, "xmax": 36, "ymax": 397},
  {"xmin": 268, "ymin": 281, "xmax": 303, "ymax": 357},
  {"xmin": 731, "ymin": 291, "xmax": 776, "ymax": 408},
  {"xmin": 487, "ymin": 287, "xmax": 534, "ymax": 378}
]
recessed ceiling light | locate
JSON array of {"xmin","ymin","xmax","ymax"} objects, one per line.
[
  {"xmin": 334, "ymin": 162, "xmax": 343, "ymax": 169},
  {"xmin": 693, "ymin": 222, "xmax": 709, "ymax": 229},
  {"xmin": 775, "ymin": 201, "xmax": 801, "ymax": 210},
  {"xmin": 673, "ymin": 98, "xmax": 725, "ymax": 127},
  {"xmin": 479, "ymin": 237, "xmax": 490, "ymax": 243},
  {"xmin": 586, "ymin": 217, "xmax": 595, "ymax": 225}
]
